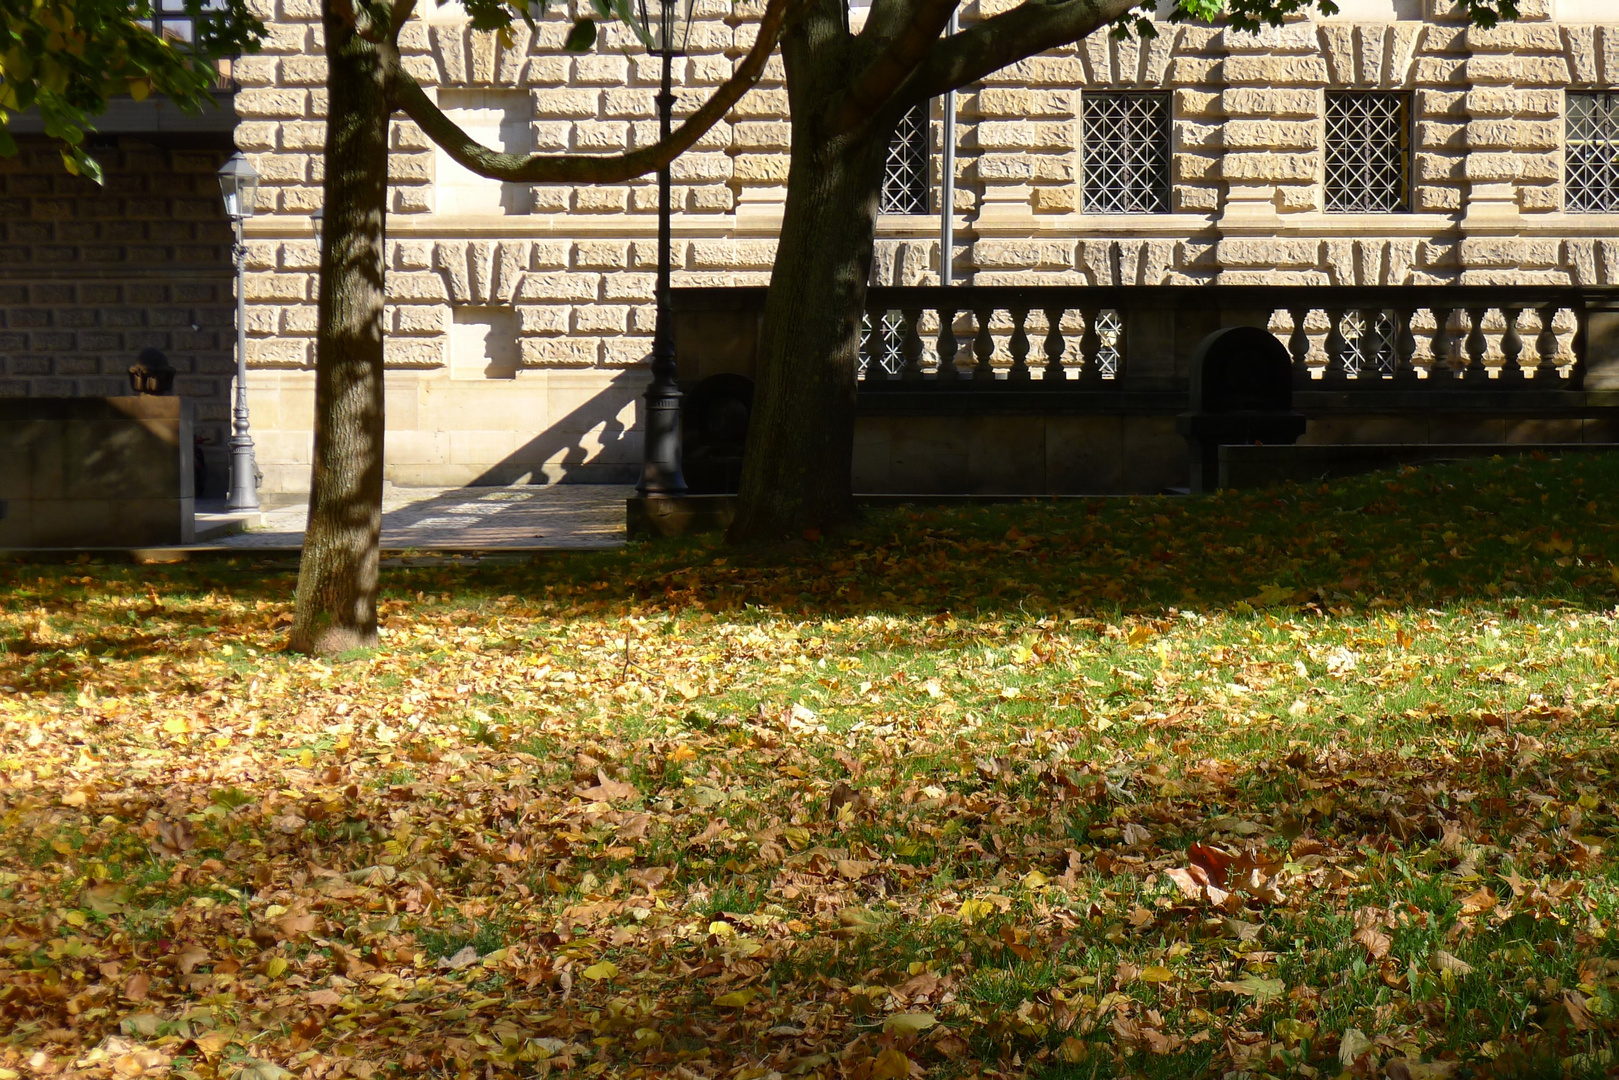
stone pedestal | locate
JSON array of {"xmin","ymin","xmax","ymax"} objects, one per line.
[{"xmin": 0, "ymin": 396, "xmax": 195, "ymax": 547}]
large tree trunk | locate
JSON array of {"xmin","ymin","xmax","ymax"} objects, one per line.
[
  {"xmin": 728, "ymin": 83, "xmax": 889, "ymax": 542},
  {"xmin": 289, "ymin": 8, "xmax": 392, "ymax": 655}
]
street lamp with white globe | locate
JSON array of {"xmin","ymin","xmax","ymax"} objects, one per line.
[
  {"xmin": 217, "ymin": 151, "xmax": 261, "ymax": 511},
  {"xmin": 635, "ymin": 0, "xmax": 695, "ymax": 496}
]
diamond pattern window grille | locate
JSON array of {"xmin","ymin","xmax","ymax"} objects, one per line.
[
  {"xmin": 1342, "ymin": 310, "xmax": 1397, "ymax": 376},
  {"xmin": 1081, "ymin": 93, "xmax": 1170, "ymax": 215},
  {"xmin": 1095, "ymin": 309, "xmax": 1123, "ymax": 377},
  {"xmin": 858, "ymin": 311, "xmax": 906, "ymax": 376},
  {"xmin": 1567, "ymin": 92, "xmax": 1619, "ymax": 213},
  {"xmin": 1325, "ymin": 92, "xmax": 1409, "ymax": 213},
  {"xmin": 881, "ymin": 103, "xmax": 930, "ymax": 215}
]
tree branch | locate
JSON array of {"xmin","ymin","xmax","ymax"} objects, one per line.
[
  {"xmin": 825, "ymin": 0, "xmax": 958, "ymax": 136},
  {"xmin": 387, "ymin": 0, "xmax": 789, "ymax": 184},
  {"xmin": 390, "ymin": 0, "xmax": 418, "ymax": 36},
  {"xmin": 909, "ymin": 0, "xmax": 1140, "ymax": 102}
]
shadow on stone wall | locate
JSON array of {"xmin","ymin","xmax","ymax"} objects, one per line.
[{"xmin": 463, "ymin": 368, "xmax": 645, "ymax": 487}]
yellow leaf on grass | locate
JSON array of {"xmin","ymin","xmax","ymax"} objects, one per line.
[
  {"xmin": 871, "ymin": 1047, "xmax": 911, "ymax": 1080},
  {"xmin": 713, "ymin": 988, "xmax": 756, "ymax": 1008},
  {"xmin": 1139, "ymin": 965, "xmax": 1175, "ymax": 984},
  {"xmin": 265, "ymin": 956, "xmax": 287, "ymax": 978},
  {"xmin": 1126, "ymin": 626, "xmax": 1154, "ymax": 646},
  {"xmin": 957, "ymin": 899, "xmax": 995, "ymax": 925},
  {"xmin": 1214, "ymin": 974, "xmax": 1284, "ymax": 1001},
  {"xmin": 162, "ymin": 717, "xmax": 189, "ymax": 734},
  {"xmin": 883, "ymin": 1012, "xmax": 937, "ymax": 1035},
  {"xmin": 783, "ymin": 826, "xmax": 811, "ymax": 851},
  {"xmin": 581, "ymin": 961, "xmax": 618, "ymax": 981}
]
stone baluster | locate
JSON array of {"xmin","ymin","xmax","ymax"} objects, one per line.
[
  {"xmin": 1394, "ymin": 308, "xmax": 1418, "ymax": 383},
  {"xmin": 900, "ymin": 307, "xmax": 925, "ymax": 381},
  {"xmin": 1498, "ymin": 307, "xmax": 1524, "ymax": 383},
  {"xmin": 1323, "ymin": 307, "xmax": 1349, "ymax": 383},
  {"xmin": 1429, "ymin": 307, "xmax": 1455, "ymax": 381},
  {"xmin": 1078, "ymin": 307, "xmax": 1102, "ymax": 385},
  {"xmin": 1534, "ymin": 305, "xmax": 1560, "ymax": 379},
  {"xmin": 1288, "ymin": 306, "xmax": 1311, "ymax": 386},
  {"xmin": 1007, "ymin": 308, "xmax": 1032, "ymax": 382},
  {"xmin": 1463, "ymin": 307, "xmax": 1489, "ymax": 382},
  {"xmin": 972, "ymin": 306, "xmax": 996, "ymax": 381},
  {"xmin": 935, "ymin": 305, "xmax": 959, "ymax": 380},
  {"xmin": 1043, "ymin": 305, "xmax": 1067, "ymax": 382}
]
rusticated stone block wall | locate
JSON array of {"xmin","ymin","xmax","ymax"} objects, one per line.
[{"xmin": 233, "ymin": 0, "xmax": 1619, "ymax": 493}]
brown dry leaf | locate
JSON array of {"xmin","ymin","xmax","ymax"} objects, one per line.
[
  {"xmin": 1353, "ymin": 926, "xmax": 1392, "ymax": 960},
  {"xmin": 578, "ymin": 769, "xmax": 638, "ymax": 802},
  {"xmin": 1459, "ymin": 886, "xmax": 1499, "ymax": 916},
  {"xmin": 1432, "ymin": 950, "xmax": 1474, "ymax": 976},
  {"xmin": 174, "ymin": 945, "xmax": 208, "ymax": 975},
  {"xmin": 151, "ymin": 819, "xmax": 196, "ymax": 857},
  {"xmin": 275, "ymin": 911, "xmax": 317, "ymax": 939},
  {"xmin": 123, "ymin": 973, "xmax": 151, "ymax": 1001}
]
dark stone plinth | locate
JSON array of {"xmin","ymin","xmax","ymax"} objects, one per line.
[
  {"xmin": 1178, "ymin": 326, "xmax": 1308, "ymax": 494},
  {"xmin": 0, "ymin": 396, "xmax": 194, "ymax": 547}
]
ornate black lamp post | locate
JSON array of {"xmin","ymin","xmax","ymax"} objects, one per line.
[
  {"xmin": 635, "ymin": 0, "xmax": 695, "ymax": 495},
  {"xmin": 218, "ymin": 151, "xmax": 261, "ymax": 511}
]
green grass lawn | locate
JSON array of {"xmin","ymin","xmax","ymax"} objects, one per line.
[{"xmin": 2, "ymin": 453, "xmax": 1617, "ymax": 1080}]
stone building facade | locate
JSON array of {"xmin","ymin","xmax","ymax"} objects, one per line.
[
  {"xmin": 0, "ymin": 134, "xmax": 238, "ymax": 494},
  {"xmin": 184, "ymin": 0, "xmax": 1619, "ymax": 493}
]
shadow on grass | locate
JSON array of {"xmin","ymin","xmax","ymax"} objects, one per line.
[{"xmin": 4, "ymin": 454, "xmax": 1618, "ymax": 630}]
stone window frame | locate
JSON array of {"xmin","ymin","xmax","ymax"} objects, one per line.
[
  {"xmin": 1322, "ymin": 90, "xmax": 1412, "ymax": 215},
  {"xmin": 880, "ymin": 100, "xmax": 932, "ymax": 216},
  {"xmin": 1078, "ymin": 90, "xmax": 1172, "ymax": 216},
  {"xmin": 1565, "ymin": 89, "xmax": 1619, "ymax": 214}
]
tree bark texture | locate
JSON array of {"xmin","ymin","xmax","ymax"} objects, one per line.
[
  {"xmin": 729, "ymin": 9, "xmax": 892, "ymax": 542},
  {"xmin": 729, "ymin": 0, "xmax": 1138, "ymax": 541},
  {"xmin": 289, "ymin": 5, "xmax": 392, "ymax": 655}
]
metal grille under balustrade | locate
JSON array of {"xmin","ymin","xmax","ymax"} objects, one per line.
[
  {"xmin": 857, "ymin": 303, "xmax": 1130, "ymax": 382},
  {"xmin": 853, "ymin": 290, "xmax": 1588, "ymax": 388}
]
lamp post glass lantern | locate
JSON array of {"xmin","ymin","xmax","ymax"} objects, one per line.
[
  {"xmin": 219, "ymin": 151, "xmax": 261, "ymax": 512},
  {"xmin": 635, "ymin": 0, "xmax": 696, "ymax": 496}
]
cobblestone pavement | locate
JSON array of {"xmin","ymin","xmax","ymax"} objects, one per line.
[{"xmin": 221, "ymin": 485, "xmax": 631, "ymax": 550}]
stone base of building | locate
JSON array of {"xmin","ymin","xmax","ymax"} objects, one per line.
[{"xmin": 246, "ymin": 367, "xmax": 648, "ymax": 495}]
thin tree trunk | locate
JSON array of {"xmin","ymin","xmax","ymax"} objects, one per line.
[
  {"xmin": 289, "ymin": 7, "xmax": 391, "ymax": 655},
  {"xmin": 728, "ymin": 115, "xmax": 887, "ymax": 542}
]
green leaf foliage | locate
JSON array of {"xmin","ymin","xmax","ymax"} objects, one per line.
[
  {"xmin": 0, "ymin": 0, "xmax": 264, "ymax": 180},
  {"xmin": 1114, "ymin": 0, "xmax": 1519, "ymax": 39}
]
